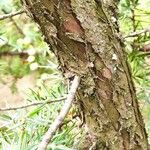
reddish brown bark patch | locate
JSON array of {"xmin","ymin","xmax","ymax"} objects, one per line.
[
  {"xmin": 63, "ymin": 17, "xmax": 83, "ymax": 35},
  {"xmin": 102, "ymin": 67, "xmax": 112, "ymax": 80}
]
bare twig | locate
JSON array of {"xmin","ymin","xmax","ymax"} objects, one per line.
[
  {"xmin": 0, "ymin": 97, "xmax": 66, "ymax": 111},
  {"xmin": 124, "ymin": 28, "xmax": 150, "ymax": 38},
  {"xmin": 131, "ymin": 8, "xmax": 136, "ymax": 32},
  {"xmin": 0, "ymin": 51, "xmax": 28, "ymax": 57},
  {"xmin": 0, "ymin": 51, "xmax": 42, "ymax": 57},
  {"xmin": 137, "ymin": 51, "xmax": 150, "ymax": 57},
  {"xmin": 38, "ymin": 76, "xmax": 80, "ymax": 150},
  {"xmin": 0, "ymin": 10, "xmax": 25, "ymax": 21},
  {"xmin": 1, "ymin": 9, "xmax": 25, "ymax": 36},
  {"xmin": 11, "ymin": 17, "xmax": 25, "ymax": 36}
]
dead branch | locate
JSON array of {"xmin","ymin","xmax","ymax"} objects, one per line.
[
  {"xmin": 124, "ymin": 28, "xmax": 150, "ymax": 38},
  {"xmin": 0, "ymin": 97, "xmax": 66, "ymax": 111},
  {"xmin": 0, "ymin": 10, "xmax": 25, "ymax": 21},
  {"xmin": 0, "ymin": 51, "xmax": 28, "ymax": 57},
  {"xmin": 38, "ymin": 76, "xmax": 80, "ymax": 150}
]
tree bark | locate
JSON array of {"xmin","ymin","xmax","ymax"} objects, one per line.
[{"xmin": 21, "ymin": 0, "xmax": 148, "ymax": 149}]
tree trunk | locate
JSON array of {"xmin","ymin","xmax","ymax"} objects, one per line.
[{"xmin": 21, "ymin": 0, "xmax": 148, "ymax": 149}]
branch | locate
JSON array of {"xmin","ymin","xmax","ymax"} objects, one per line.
[
  {"xmin": 38, "ymin": 76, "xmax": 80, "ymax": 150},
  {"xmin": 0, "ymin": 51, "xmax": 42, "ymax": 57},
  {"xmin": 0, "ymin": 97, "xmax": 66, "ymax": 111},
  {"xmin": 124, "ymin": 28, "xmax": 150, "ymax": 38},
  {"xmin": 0, "ymin": 10, "xmax": 25, "ymax": 21},
  {"xmin": 0, "ymin": 51, "xmax": 28, "ymax": 57}
]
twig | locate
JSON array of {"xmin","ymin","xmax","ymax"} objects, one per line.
[
  {"xmin": 11, "ymin": 17, "xmax": 25, "ymax": 36},
  {"xmin": 0, "ymin": 51, "xmax": 28, "ymax": 57},
  {"xmin": 124, "ymin": 28, "xmax": 150, "ymax": 38},
  {"xmin": 0, "ymin": 10, "xmax": 25, "ymax": 21},
  {"xmin": 38, "ymin": 76, "xmax": 80, "ymax": 150},
  {"xmin": 1, "ymin": 9, "xmax": 25, "ymax": 36},
  {"xmin": 0, "ymin": 97, "xmax": 66, "ymax": 111},
  {"xmin": 137, "ymin": 51, "xmax": 150, "ymax": 57},
  {"xmin": 131, "ymin": 8, "xmax": 136, "ymax": 32},
  {"xmin": 0, "ymin": 51, "xmax": 42, "ymax": 57}
]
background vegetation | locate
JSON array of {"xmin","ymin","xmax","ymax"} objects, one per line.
[{"xmin": 0, "ymin": 0, "xmax": 150, "ymax": 149}]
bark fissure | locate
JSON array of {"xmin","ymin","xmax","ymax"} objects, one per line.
[{"xmin": 22, "ymin": 0, "xmax": 148, "ymax": 149}]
